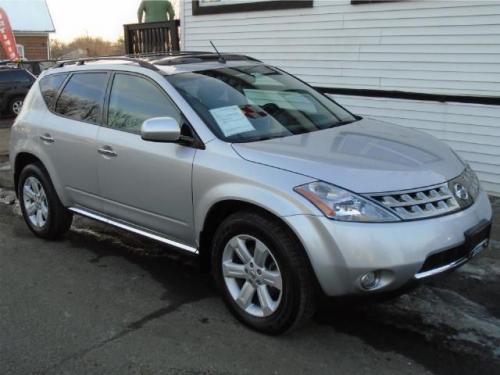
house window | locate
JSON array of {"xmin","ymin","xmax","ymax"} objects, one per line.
[
  {"xmin": 192, "ymin": 0, "xmax": 313, "ymax": 15},
  {"xmin": 16, "ymin": 44, "xmax": 25, "ymax": 59}
]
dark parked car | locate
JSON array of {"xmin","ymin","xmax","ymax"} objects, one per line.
[
  {"xmin": 0, "ymin": 60, "xmax": 57, "ymax": 77},
  {"xmin": 0, "ymin": 67, "xmax": 35, "ymax": 116}
]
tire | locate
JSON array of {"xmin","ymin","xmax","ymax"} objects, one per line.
[
  {"xmin": 9, "ymin": 96, "xmax": 24, "ymax": 116},
  {"xmin": 18, "ymin": 162, "xmax": 73, "ymax": 240},
  {"xmin": 211, "ymin": 211, "xmax": 316, "ymax": 334}
]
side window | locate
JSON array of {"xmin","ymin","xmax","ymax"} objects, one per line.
[
  {"xmin": 55, "ymin": 73, "xmax": 108, "ymax": 124},
  {"xmin": 11, "ymin": 70, "xmax": 33, "ymax": 82},
  {"xmin": 0, "ymin": 70, "xmax": 31, "ymax": 83},
  {"xmin": 107, "ymin": 73, "xmax": 180, "ymax": 134},
  {"xmin": 39, "ymin": 74, "xmax": 68, "ymax": 108}
]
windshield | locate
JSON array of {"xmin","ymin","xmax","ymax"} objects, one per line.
[{"xmin": 166, "ymin": 65, "xmax": 358, "ymax": 143}]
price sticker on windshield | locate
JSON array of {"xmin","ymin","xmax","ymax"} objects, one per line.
[{"xmin": 209, "ymin": 105, "xmax": 255, "ymax": 137}]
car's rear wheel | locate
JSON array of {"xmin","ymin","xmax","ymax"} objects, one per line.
[
  {"xmin": 18, "ymin": 163, "xmax": 73, "ymax": 240},
  {"xmin": 9, "ymin": 96, "xmax": 24, "ymax": 116},
  {"xmin": 212, "ymin": 211, "xmax": 316, "ymax": 334}
]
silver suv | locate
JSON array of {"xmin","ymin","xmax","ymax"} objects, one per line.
[{"xmin": 10, "ymin": 53, "xmax": 492, "ymax": 334}]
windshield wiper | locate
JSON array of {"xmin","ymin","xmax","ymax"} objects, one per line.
[
  {"xmin": 248, "ymin": 135, "xmax": 279, "ymax": 142},
  {"xmin": 327, "ymin": 118, "xmax": 361, "ymax": 129},
  {"xmin": 235, "ymin": 134, "xmax": 289, "ymax": 143}
]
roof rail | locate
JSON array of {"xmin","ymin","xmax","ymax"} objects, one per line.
[
  {"xmin": 125, "ymin": 51, "xmax": 211, "ymax": 58},
  {"xmin": 151, "ymin": 53, "xmax": 262, "ymax": 66},
  {"xmin": 124, "ymin": 51, "xmax": 261, "ymax": 63},
  {"xmin": 54, "ymin": 52, "xmax": 262, "ymax": 71},
  {"xmin": 55, "ymin": 56, "xmax": 160, "ymax": 71}
]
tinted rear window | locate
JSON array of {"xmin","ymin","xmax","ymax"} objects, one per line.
[
  {"xmin": 55, "ymin": 73, "xmax": 108, "ymax": 124},
  {"xmin": 39, "ymin": 74, "xmax": 68, "ymax": 108}
]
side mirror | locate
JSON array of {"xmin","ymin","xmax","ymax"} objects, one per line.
[{"xmin": 141, "ymin": 117, "xmax": 181, "ymax": 142}]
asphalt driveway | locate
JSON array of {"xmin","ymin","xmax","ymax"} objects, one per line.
[{"xmin": 0, "ymin": 191, "xmax": 499, "ymax": 375}]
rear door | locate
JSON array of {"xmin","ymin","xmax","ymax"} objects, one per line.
[
  {"xmin": 40, "ymin": 71, "xmax": 110, "ymax": 211},
  {"xmin": 96, "ymin": 72, "xmax": 196, "ymax": 246}
]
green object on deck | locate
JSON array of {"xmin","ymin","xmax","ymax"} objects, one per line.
[{"xmin": 137, "ymin": 0, "xmax": 175, "ymax": 23}]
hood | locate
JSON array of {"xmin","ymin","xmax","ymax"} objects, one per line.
[{"xmin": 232, "ymin": 118, "xmax": 465, "ymax": 193}]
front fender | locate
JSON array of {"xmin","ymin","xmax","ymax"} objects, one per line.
[{"xmin": 192, "ymin": 142, "xmax": 318, "ymax": 246}]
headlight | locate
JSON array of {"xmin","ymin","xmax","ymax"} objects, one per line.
[
  {"xmin": 449, "ymin": 165, "xmax": 481, "ymax": 208},
  {"xmin": 294, "ymin": 182, "xmax": 400, "ymax": 222},
  {"xmin": 463, "ymin": 165, "xmax": 481, "ymax": 200}
]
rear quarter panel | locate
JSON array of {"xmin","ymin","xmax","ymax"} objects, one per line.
[{"xmin": 9, "ymin": 81, "xmax": 68, "ymax": 204}]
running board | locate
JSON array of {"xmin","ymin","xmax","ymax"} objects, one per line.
[{"xmin": 69, "ymin": 207, "xmax": 198, "ymax": 254}]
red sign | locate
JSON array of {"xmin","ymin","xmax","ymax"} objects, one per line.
[{"xmin": 0, "ymin": 7, "xmax": 19, "ymax": 61}]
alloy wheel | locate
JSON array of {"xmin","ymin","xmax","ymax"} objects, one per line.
[
  {"xmin": 12, "ymin": 99, "xmax": 23, "ymax": 115},
  {"xmin": 23, "ymin": 176, "xmax": 49, "ymax": 228},
  {"xmin": 222, "ymin": 234, "xmax": 283, "ymax": 318}
]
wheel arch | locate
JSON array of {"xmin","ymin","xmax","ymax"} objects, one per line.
[
  {"xmin": 12, "ymin": 144, "xmax": 69, "ymax": 206},
  {"xmin": 198, "ymin": 199, "xmax": 319, "ymax": 287},
  {"xmin": 199, "ymin": 200, "xmax": 273, "ymax": 258},
  {"xmin": 9, "ymin": 94, "xmax": 25, "ymax": 104},
  {"xmin": 14, "ymin": 152, "xmax": 43, "ymax": 195}
]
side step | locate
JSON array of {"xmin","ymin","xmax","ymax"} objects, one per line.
[{"xmin": 69, "ymin": 207, "xmax": 198, "ymax": 254}]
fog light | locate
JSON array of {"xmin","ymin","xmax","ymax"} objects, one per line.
[{"xmin": 360, "ymin": 271, "xmax": 380, "ymax": 290}]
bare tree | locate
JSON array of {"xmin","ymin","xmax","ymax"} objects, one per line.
[{"xmin": 51, "ymin": 36, "xmax": 125, "ymax": 59}]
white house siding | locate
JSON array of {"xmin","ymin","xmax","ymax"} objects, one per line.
[{"xmin": 181, "ymin": 0, "xmax": 500, "ymax": 195}]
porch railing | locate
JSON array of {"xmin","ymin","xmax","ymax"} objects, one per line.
[{"xmin": 123, "ymin": 20, "xmax": 180, "ymax": 55}]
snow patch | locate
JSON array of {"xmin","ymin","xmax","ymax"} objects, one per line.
[
  {"xmin": 0, "ymin": 188, "xmax": 15, "ymax": 205},
  {"xmin": 0, "ymin": 163, "xmax": 11, "ymax": 172},
  {"xmin": 457, "ymin": 257, "xmax": 500, "ymax": 281},
  {"xmin": 372, "ymin": 286, "xmax": 500, "ymax": 358}
]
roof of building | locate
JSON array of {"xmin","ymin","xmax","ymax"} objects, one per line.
[{"xmin": 0, "ymin": 0, "xmax": 55, "ymax": 33}]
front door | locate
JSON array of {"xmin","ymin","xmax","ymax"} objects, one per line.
[{"xmin": 96, "ymin": 72, "xmax": 196, "ymax": 246}]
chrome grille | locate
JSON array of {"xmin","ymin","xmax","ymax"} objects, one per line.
[{"xmin": 368, "ymin": 183, "xmax": 461, "ymax": 220}]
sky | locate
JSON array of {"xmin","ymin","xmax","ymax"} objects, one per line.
[{"xmin": 46, "ymin": 0, "xmax": 179, "ymax": 42}]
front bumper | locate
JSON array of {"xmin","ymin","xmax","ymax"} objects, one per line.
[{"xmin": 284, "ymin": 190, "xmax": 492, "ymax": 296}]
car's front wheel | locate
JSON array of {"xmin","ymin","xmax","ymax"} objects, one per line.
[
  {"xmin": 212, "ymin": 211, "xmax": 316, "ymax": 334},
  {"xmin": 18, "ymin": 163, "xmax": 73, "ymax": 240}
]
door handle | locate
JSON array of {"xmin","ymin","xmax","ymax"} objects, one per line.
[
  {"xmin": 98, "ymin": 146, "xmax": 118, "ymax": 158},
  {"xmin": 40, "ymin": 134, "xmax": 55, "ymax": 143}
]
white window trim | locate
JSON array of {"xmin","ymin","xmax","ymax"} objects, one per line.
[{"xmin": 16, "ymin": 44, "xmax": 25, "ymax": 59}]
